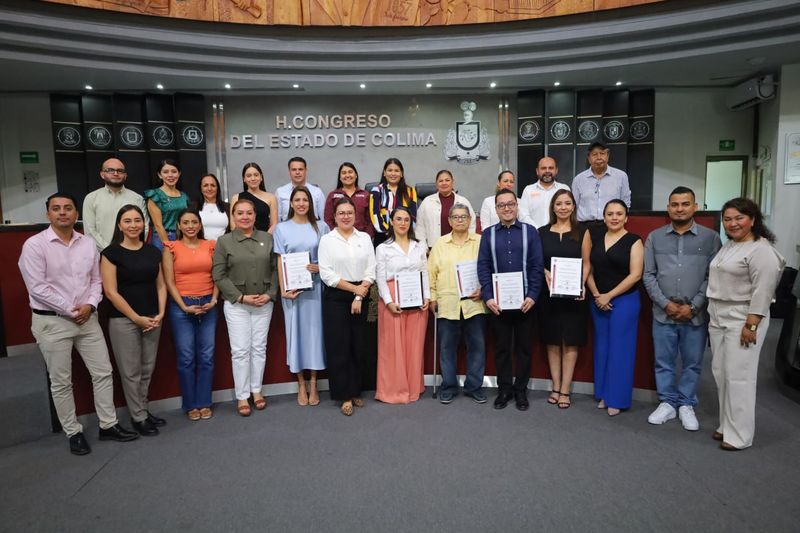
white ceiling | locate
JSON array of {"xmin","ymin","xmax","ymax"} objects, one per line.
[{"xmin": 1, "ymin": 0, "xmax": 800, "ymax": 95}]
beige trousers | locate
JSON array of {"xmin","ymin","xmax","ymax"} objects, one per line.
[
  {"xmin": 708, "ymin": 299, "xmax": 769, "ymax": 449},
  {"xmin": 30, "ymin": 313, "xmax": 118, "ymax": 437},
  {"xmin": 108, "ymin": 317, "xmax": 161, "ymax": 422}
]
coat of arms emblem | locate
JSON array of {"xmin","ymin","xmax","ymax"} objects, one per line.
[{"xmin": 445, "ymin": 101, "xmax": 490, "ymax": 165}]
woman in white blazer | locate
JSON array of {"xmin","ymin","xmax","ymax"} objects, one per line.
[{"xmin": 416, "ymin": 170, "xmax": 475, "ymax": 249}]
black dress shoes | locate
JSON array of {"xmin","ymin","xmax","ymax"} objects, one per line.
[
  {"xmin": 98, "ymin": 424, "xmax": 140, "ymax": 442},
  {"xmin": 515, "ymin": 392, "xmax": 530, "ymax": 411},
  {"xmin": 132, "ymin": 418, "xmax": 159, "ymax": 437},
  {"xmin": 69, "ymin": 432, "xmax": 91, "ymax": 455},
  {"xmin": 494, "ymin": 392, "xmax": 513, "ymax": 410},
  {"xmin": 146, "ymin": 412, "xmax": 166, "ymax": 427}
]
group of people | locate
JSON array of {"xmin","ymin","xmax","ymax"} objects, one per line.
[{"xmin": 19, "ymin": 142, "xmax": 784, "ymax": 456}]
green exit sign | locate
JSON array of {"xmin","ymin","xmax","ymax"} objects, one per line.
[
  {"xmin": 719, "ymin": 139, "xmax": 735, "ymax": 151},
  {"xmin": 20, "ymin": 151, "xmax": 39, "ymax": 164}
]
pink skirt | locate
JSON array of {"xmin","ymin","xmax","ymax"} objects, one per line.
[{"xmin": 375, "ymin": 280, "xmax": 428, "ymax": 404}]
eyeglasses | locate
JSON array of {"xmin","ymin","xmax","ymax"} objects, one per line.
[
  {"xmin": 103, "ymin": 168, "xmax": 127, "ymax": 174},
  {"xmin": 449, "ymin": 215, "xmax": 470, "ymax": 221},
  {"xmin": 495, "ymin": 201, "xmax": 517, "ymax": 210},
  {"xmin": 336, "ymin": 212, "xmax": 354, "ymax": 217}
]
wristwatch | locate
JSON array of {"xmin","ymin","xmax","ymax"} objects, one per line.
[
  {"xmin": 689, "ymin": 304, "xmax": 697, "ymax": 316},
  {"xmin": 746, "ymin": 323, "xmax": 758, "ymax": 332},
  {"xmin": 354, "ymin": 295, "xmax": 363, "ymax": 301}
]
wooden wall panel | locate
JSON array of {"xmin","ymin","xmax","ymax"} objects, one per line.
[{"xmin": 43, "ymin": 0, "xmax": 664, "ymax": 26}]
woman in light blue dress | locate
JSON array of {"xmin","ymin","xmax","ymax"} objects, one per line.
[{"xmin": 273, "ymin": 186, "xmax": 329, "ymax": 407}]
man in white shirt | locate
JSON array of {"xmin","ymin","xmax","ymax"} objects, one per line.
[
  {"xmin": 82, "ymin": 158, "xmax": 148, "ymax": 252},
  {"xmin": 518, "ymin": 157, "xmax": 570, "ymax": 228},
  {"xmin": 276, "ymin": 156, "xmax": 326, "ymax": 221}
]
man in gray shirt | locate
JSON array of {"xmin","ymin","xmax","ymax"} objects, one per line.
[
  {"xmin": 643, "ymin": 186, "xmax": 721, "ymax": 431},
  {"xmin": 572, "ymin": 142, "xmax": 631, "ymax": 226}
]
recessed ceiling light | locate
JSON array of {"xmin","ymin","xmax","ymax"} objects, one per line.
[
  {"xmin": 360, "ymin": 83, "xmax": 366, "ymax": 89},
  {"xmin": 615, "ymin": 81, "xmax": 623, "ymax": 86},
  {"xmin": 489, "ymin": 81, "xmax": 497, "ymax": 88},
  {"xmin": 84, "ymin": 85, "xmax": 93, "ymax": 90},
  {"xmin": 554, "ymin": 81, "xmax": 561, "ymax": 87},
  {"xmin": 426, "ymin": 83, "xmax": 432, "ymax": 88},
  {"xmin": 224, "ymin": 83, "xmax": 231, "ymax": 89},
  {"xmin": 292, "ymin": 84, "xmax": 300, "ymax": 89},
  {"xmin": 156, "ymin": 83, "xmax": 164, "ymax": 90}
]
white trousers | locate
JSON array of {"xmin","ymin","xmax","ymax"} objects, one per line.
[
  {"xmin": 709, "ymin": 300, "xmax": 769, "ymax": 449},
  {"xmin": 223, "ymin": 300, "xmax": 274, "ymax": 400}
]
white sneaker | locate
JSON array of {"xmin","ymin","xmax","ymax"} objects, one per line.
[
  {"xmin": 678, "ymin": 405, "xmax": 700, "ymax": 431},
  {"xmin": 648, "ymin": 402, "xmax": 677, "ymax": 425}
]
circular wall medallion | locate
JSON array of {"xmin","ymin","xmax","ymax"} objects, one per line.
[
  {"xmin": 120, "ymin": 125, "xmax": 144, "ymax": 148},
  {"xmin": 550, "ymin": 120, "xmax": 571, "ymax": 142},
  {"xmin": 88, "ymin": 125, "xmax": 112, "ymax": 149},
  {"xmin": 152, "ymin": 125, "xmax": 174, "ymax": 147},
  {"xmin": 518, "ymin": 120, "xmax": 540, "ymax": 142},
  {"xmin": 603, "ymin": 120, "xmax": 625, "ymax": 141},
  {"xmin": 629, "ymin": 120, "xmax": 650, "ymax": 141},
  {"xmin": 578, "ymin": 120, "xmax": 600, "ymax": 141},
  {"xmin": 56, "ymin": 126, "xmax": 81, "ymax": 148},
  {"xmin": 181, "ymin": 125, "xmax": 204, "ymax": 147}
]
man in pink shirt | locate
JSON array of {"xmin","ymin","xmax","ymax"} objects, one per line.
[{"xmin": 18, "ymin": 193, "xmax": 139, "ymax": 455}]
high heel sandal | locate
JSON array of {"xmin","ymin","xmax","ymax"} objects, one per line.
[
  {"xmin": 352, "ymin": 397, "xmax": 364, "ymax": 408},
  {"xmin": 253, "ymin": 395, "xmax": 267, "ymax": 410},
  {"xmin": 297, "ymin": 380, "xmax": 309, "ymax": 406},
  {"xmin": 547, "ymin": 390, "xmax": 560, "ymax": 405},
  {"xmin": 340, "ymin": 400, "xmax": 354, "ymax": 416},
  {"xmin": 308, "ymin": 379, "xmax": 320, "ymax": 406},
  {"xmin": 557, "ymin": 392, "xmax": 571, "ymax": 409}
]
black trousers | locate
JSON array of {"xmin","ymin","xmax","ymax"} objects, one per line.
[
  {"xmin": 323, "ymin": 285, "xmax": 367, "ymax": 401},
  {"xmin": 490, "ymin": 310, "xmax": 536, "ymax": 393}
]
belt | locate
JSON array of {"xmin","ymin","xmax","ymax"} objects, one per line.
[{"xmin": 32, "ymin": 309, "xmax": 60, "ymax": 317}]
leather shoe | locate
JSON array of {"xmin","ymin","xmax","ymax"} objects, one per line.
[
  {"xmin": 494, "ymin": 392, "xmax": 513, "ymax": 410},
  {"xmin": 146, "ymin": 411, "xmax": 166, "ymax": 427},
  {"xmin": 132, "ymin": 418, "xmax": 159, "ymax": 437},
  {"xmin": 712, "ymin": 431, "xmax": 724, "ymax": 441},
  {"xmin": 98, "ymin": 424, "xmax": 140, "ymax": 442},
  {"xmin": 515, "ymin": 392, "xmax": 530, "ymax": 411},
  {"xmin": 69, "ymin": 432, "xmax": 91, "ymax": 455},
  {"xmin": 720, "ymin": 441, "xmax": 740, "ymax": 451}
]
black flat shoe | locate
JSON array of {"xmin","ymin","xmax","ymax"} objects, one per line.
[
  {"xmin": 146, "ymin": 412, "xmax": 166, "ymax": 427},
  {"xmin": 132, "ymin": 419, "xmax": 159, "ymax": 437},
  {"xmin": 494, "ymin": 392, "xmax": 513, "ymax": 410},
  {"xmin": 69, "ymin": 432, "xmax": 91, "ymax": 455},
  {"xmin": 514, "ymin": 392, "xmax": 530, "ymax": 411},
  {"xmin": 98, "ymin": 424, "xmax": 140, "ymax": 442}
]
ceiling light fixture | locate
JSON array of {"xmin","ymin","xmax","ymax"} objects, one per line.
[
  {"xmin": 292, "ymin": 84, "xmax": 300, "ymax": 89},
  {"xmin": 426, "ymin": 83, "xmax": 432, "ymax": 88},
  {"xmin": 489, "ymin": 81, "xmax": 497, "ymax": 88},
  {"xmin": 224, "ymin": 83, "xmax": 232, "ymax": 89},
  {"xmin": 615, "ymin": 81, "xmax": 623, "ymax": 86},
  {"xmin": 360, "ymin": 83, "xmax": 366, "ymax": 89},
  {"xmin": 554, "ymin": 81, "xmax": 561, "ymax": 87},
  {"xmin": 156, "ymin": 83, "xmax": 164, "ymax": 90},
  {"xmin": 84, "ymin": 85, "xmax": 93, "ymax": 90}
]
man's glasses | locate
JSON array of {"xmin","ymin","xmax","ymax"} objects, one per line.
[
  {"xmin": 103, "ymin": 168, "xmax": 127, "ymax": 174},
  {"xmin": 495, "ymin": 201, "xmax": 517, "ymax": 210}
]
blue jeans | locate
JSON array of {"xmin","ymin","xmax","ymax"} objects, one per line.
[
  {"xmin": 150, "ymin": 230, "xmax": 176, "ymax": 252},
  {"xmin": 438, "ymin": 314, "xmax": 486, "ymax": 395},
  {"xmin": 652, "ymin": 319, "xmax": 708, "ymax": 408},
  {"xmin": 168, "ymin": 296, "xmax": 217, "ymax": 411}
]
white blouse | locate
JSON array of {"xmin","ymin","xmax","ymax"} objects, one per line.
[
  {"xmin": 318, "ymin": 228, "xmax": 376, "ymax": 288},
  {"xmin": 200, "ymin": 202, "xmax": 229, "ymax": 241},
  {"xmin": 375, "ymin": 239, "xmax": 431, "ymax": 305}
]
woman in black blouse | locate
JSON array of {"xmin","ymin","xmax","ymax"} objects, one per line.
[
  {"xmin": 538, "ymin": 190, "xmax": 590, "ymax": 409},
  {"xmin": 586, "ymin": 199, "xmax": 643, "ymax": 416},
  {"xmin": 100, "ymin": 205, "xmax": 167, "ymax": 436}
]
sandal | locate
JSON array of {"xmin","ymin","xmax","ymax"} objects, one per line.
[
  {"xmin": 547, "ymin": 390, "xmax": 560, "ymax": 405},
  {"xmin": 237, "ymin": 402, "xmax": 251, "ymax": 417},
  {"xmin": 199, "ymin": 407, "xmax": 213, "ymax": 419},
  {"xmin": 308, "ymin": 380, "xmax": 320, "ymax": 406},
  {"xmin": 253, "ymin": 396, "xmax": 267, "ymax": 410},
  {"xmin": 340, "ymin": 400, "xmax": 354, "ymax": 416},
  {"xmin": 187, "ymin": 409, "xmax": 201, "ymax": 421},
  {"xmin": 297, "ymin": 381, "xmax": 309, "ymax": 406},
  {"xmin": 607, "ymin": 407, "xmax": 621, "ymax": 417},
  {"xmin": 352, "ymin": 397, "xmax": 364, "ymax": 408},
  {"xmin": 557, "ymin": 392, "xmax": 571, "ymax": 409}
]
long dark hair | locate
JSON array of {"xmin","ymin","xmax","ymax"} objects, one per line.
[
  {"xmin": 336, "ymin": 162, "xmax": 360, "ymax": 190},
  {"xmin": 175, "ymin": 208, "xmax": 206, "ymax": 241},
  {"xmin": 386, "ymin": 206, "xmax": 418, "ymax": 243},
  {"xmin": 111, "ymin": 204, "xmax": 146, "ymax": 244},
  {"xmin": 154, "ymin": 159, "xmax": 182, "ymax": 189},
  {"xmin": 548, "ymin": 189, "xmax": 581, "ymax": 242},
  {"xmin": 287, "ymin": 186, "xmax": 320, "ymax": 236},
  {"xmin": 721, "ymin": 197, "xmax": 776, "ymax": 243},
  {"xmin": 199, "ymin": 173, "xmax": 228, "ymax": 214},
  {"xmin": 242, "ymin": 162, "xmax": 267, "ymax": 192},
  {"xmin": 379, "ymin": 158, "xmax": 410, "ymax": 205}
]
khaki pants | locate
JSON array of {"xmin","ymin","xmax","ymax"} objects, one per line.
[
  {"xmin": 709, "ymin": 300, "xmax": 769, "ymax": 449},
  {"xmin": 108, "ymin": 317, "xmax": 161, "ymax": 422},
  {"xmin": 30, "ymin": 313, "xmax": 118, "ymax": 437}
]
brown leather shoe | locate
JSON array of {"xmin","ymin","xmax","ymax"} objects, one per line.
[
  {"xmin": 720, "ymin": 441, "xmax": 740, "ymax": 451},
  {"xmin": 712, "ymin": 431, "xmax": 723, "ymax": 441}
]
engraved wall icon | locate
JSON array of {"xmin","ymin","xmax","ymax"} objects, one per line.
[{"xmin": 445, "ymin": 101, "xmax": 490, "ymax": 165}]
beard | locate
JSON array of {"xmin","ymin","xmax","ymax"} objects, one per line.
[{"xmin": 539, "ymin": 173, "xmax": 554, "ymax": 183}]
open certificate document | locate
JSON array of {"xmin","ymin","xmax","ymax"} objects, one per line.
[
  {"xmin": 281, "ymin": 252, "xmax": 313, "ymax": 291},
  {"xmin": 550, "ymin": 257, "xmax": 583, "ymax": 298},
  {"xmin": 394, "ymin": 271, "xmax": 424, "ymax": 309},
  {"xmin": 492, "ymin": 271, "xmax": 524, "ymax": 310},
  {"xmin": 455, "ymin": 260, "xmax": 479, "ymax": 299}
]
